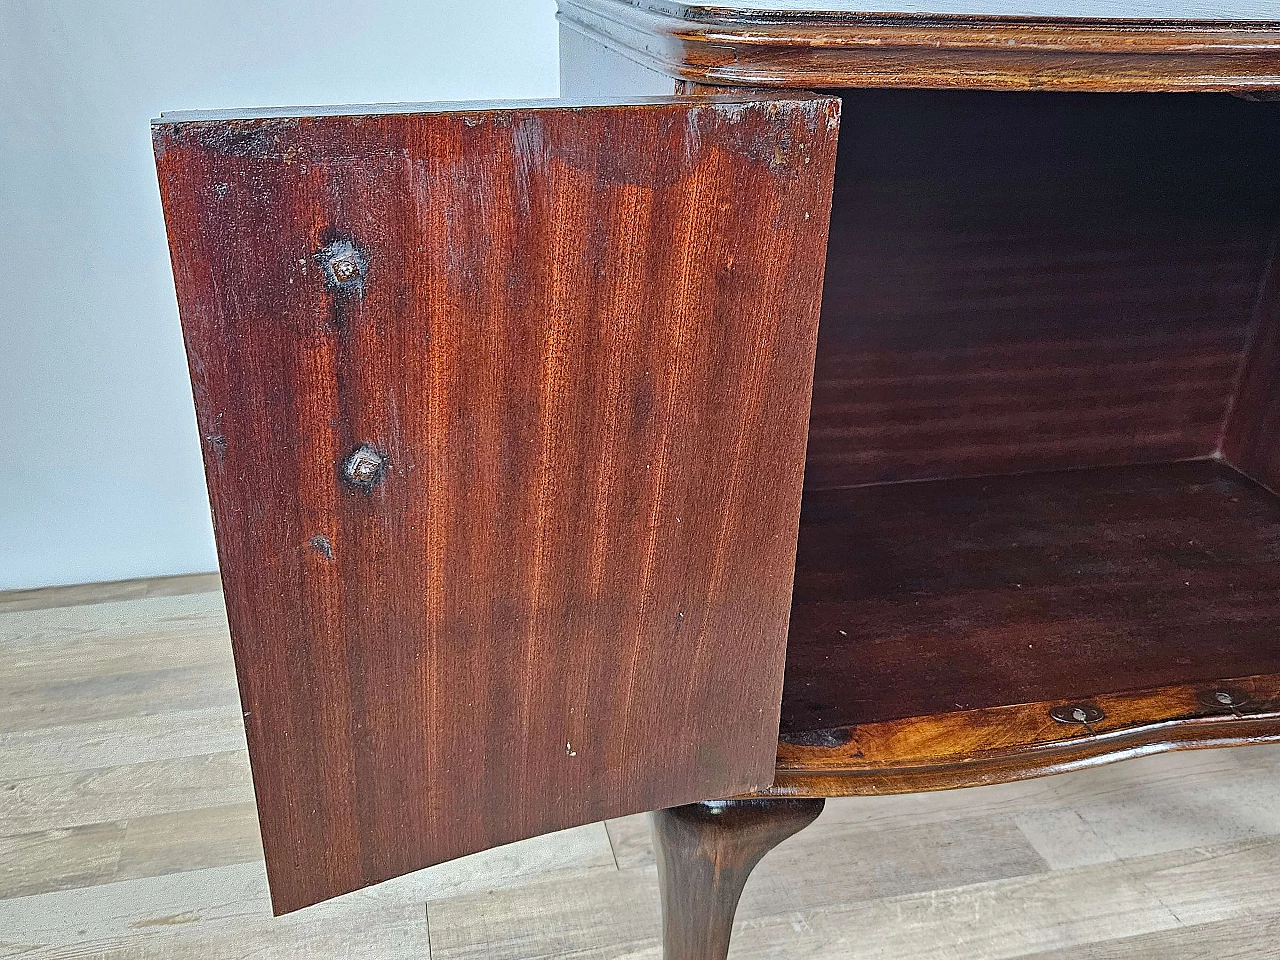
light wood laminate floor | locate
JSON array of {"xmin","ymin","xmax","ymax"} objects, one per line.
[{"xmin": 4, "ymin": 576, "xmax": 1280, "ymax": 958}]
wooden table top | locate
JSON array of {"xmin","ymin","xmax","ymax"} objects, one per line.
[
  {"xmin": 557, "ymin": 0, "xmax": 1280, "ymax": 91},
  {"xmin": 638, "ymin": 0, "xmax": 1275, "ymax": 17}
]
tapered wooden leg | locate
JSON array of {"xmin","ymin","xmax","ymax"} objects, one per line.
[{"xmin": 651, "ymin": 798, "xmax": 825, "ymax": 960}]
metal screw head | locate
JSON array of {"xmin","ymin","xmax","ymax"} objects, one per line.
[
  {"xmin": 331, "ymin": 257, "xmax": 359, "ymax": 283},
  {"xmin": 342, "ymin": 444, "xmax": 387, "ymax": 491},
  {"xmin": 1049, "ymin": 703, "xmax": 1104, "ymax": 725},
  {"xmin": 1199, "ymin": 687, "xmax": 1250, "ymax": 710},
  {"xmin": 314, "ymin": 239, "xmax": 368, "ymax": 296}
]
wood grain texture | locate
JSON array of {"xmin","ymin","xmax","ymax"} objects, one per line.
[
  {"xmin": 0, "ymin": 752, "xmax": 253, "ymax": 835},
  {"xmin": 557, "ymin": 0, "xmax": 1280, "ymax": 92},
  {"xmin": 0, "ymin": 862, "xmax": 435, "ymax": 960},
  {"xmin": 0, "ymin": 572, "xmax": 220, "ymax": 614},
  {"xmin": 0, "ymin": 706, "xmax": 244, "ymax": 780},
  {"xmin": 1025, "ymin": 914, "xmax": 1280, "ymax": 960},
  {"xmin": 153, "ymin": 95, "xmax": 839, "ymax": 913},
  {"xmin": 0, "ymin": 801, "xmax": 262, "ymax": 900},
  {"xmin": 18, "ymin": 582, "xmax": 1280, "ymax": 958},
  {"xmin": 0, "ymin": 592, "xmax": 239, "ymax": 734},
  {"xmin": 651, "ymin": 799, "xmax": 824, "ymax": 960},
  {"xmin": 805, "ymin": 89, "xmax": 1280, "ymax": 489},
  {"xmin": 769, "ymin": 672, "xmax": 1280, "ymax": 797},
  {"xmin": 611, "ymin": 797, "xmax": 1050, "ymax": 893},
  {"xmin": 659, "ymin": 1, "xmax": 1274, "ymax": 13},
  {"xmin": 783, "ymin": 460, "xmax": 1280, "ymax": 733},
  {"xmin": 425, "ymin": 794, "xmax": 1280, "ymax": 960}
]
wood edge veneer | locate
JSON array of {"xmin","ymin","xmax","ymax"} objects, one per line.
[
  {"xmin": 558, "ymin": 0, "xmax": 1280, "ymax": 92},
  {"xmin": 760, "ymin": 672, "xmax": 1280, "ymax": 796}
]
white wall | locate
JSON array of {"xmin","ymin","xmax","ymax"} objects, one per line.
[{"xmin": 0, "ymin": 0, "xmax": 559, "ymax": 590}]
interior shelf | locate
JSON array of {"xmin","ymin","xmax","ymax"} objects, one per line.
[{"xmin": 780, "ymin": 459, "xmax": 1280, "ymax": 737}]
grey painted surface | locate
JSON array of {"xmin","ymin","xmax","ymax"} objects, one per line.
[{"xmin": 0, "ymin": 0, "xmax": 558, "ymax": 591}]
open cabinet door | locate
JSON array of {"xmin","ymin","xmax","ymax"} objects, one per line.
[{"xmin": 153, "ymin": 94, "xmax": 839, "ymax": 914}]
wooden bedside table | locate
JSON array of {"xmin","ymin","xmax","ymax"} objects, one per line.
[{"xmin": 153, "ymin": 4, "xmax": 1280, "ymax": 957}]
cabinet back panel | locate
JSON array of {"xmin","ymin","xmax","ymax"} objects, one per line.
[{"xmin": 806, "ymin": 89, "xmax": 1280, "ymax": 490}]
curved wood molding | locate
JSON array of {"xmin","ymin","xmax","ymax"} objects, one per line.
[
  {"xmin": 557, "ymin": 0, "xmax": 1280, "ymax": 92},
  {"xmin": 762, "ymin": 673, "xmax": 1280, "ymax": 797}
]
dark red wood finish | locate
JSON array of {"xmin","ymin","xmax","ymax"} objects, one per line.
[
  {"xmin": 558, "ymin": 0, "xmax": 1280, "ymax": 94},
  {"xmin": 550, "ymin": 22, "xmax": 1280, "ymax": 960},
  {"xmin": 652, "ymin": 799, "xmax": 825, "ymax": 960},
  {"xmin": 1223, "ymin": 239, "xmax": 1280, "ymax": 492},
  {"xmin": 806, "ymin": 90, "xmax": 1280, "ymax": 489},
  {"xmin": 153, "ymin": 96, "xmax": 839, "ymax": 913},
  {"xmin": 771, "ymin": 671, "xmax": 1280, "ymax": 797},
  {"xmin": 782, "ymin": 460, "xmax": 1280, "ymax": 733}
]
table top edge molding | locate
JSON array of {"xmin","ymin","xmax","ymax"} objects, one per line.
[
  {"xmin": 558, "ymin": 0, "xmax": 1280, "ymax": 91},
  {"xmin": 762, "ymin": 672, "xmax": 1280, "ymax": 796}
]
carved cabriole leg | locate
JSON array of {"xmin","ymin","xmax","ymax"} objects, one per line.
[{"xmin": 651, "ymin": 798, "xmax": 825, "ymax": 960}]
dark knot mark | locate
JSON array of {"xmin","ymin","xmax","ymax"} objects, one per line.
[{"xmin": 778, "ymin": 727, "xmax": 854, "ymax": 748}]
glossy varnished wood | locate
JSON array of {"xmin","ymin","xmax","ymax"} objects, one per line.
[
  {"xmin": 558, "ymin": 0, "xmax": 1280, "ymax": 93},
  {"xmin": 806, "ymin": 90, "xmax": 1280, "ymax": 489},
  {"xmin": 769, "ymin": 672, "xmax": 1280, "ymax": 797},
  {"xmin": 652, "ymin": 799, "xmax": 824, "ymax": 960},
  {"xmin": 153, "ymin": 96, "xmax": 840, "ymax": 913},
  {"xmin": 551, "ymin": 27, "xmax": 1280, "ymax": 814},
  {"xmin": 767, "ymin": 91, "xmax": 1280, "ymax": 801},
  {"xmin": 1222, "ymin": 234, "xmax": 1280, "ymax": 492},
  {"xmin": 782, "ymin": 460, "xmax": 1280, "ymax": 732}
]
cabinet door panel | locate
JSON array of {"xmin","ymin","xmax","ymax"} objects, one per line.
[{"xmin": 153, "ymin": 95, "xmax": 839, "ymax": 913}]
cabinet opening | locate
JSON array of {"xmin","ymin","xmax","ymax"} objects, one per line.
[{"xmin": 782, "ymin": 89, "xmax": 1280, "ymax": 738}]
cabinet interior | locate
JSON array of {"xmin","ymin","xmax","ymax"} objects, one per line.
[{"xmin": 782, "ymin": 89, "xmax": 1280, "ymax": 736}]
